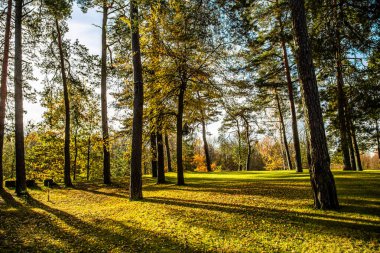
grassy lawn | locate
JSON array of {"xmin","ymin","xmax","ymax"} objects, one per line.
[{"xmin": 0, "ymin": 171, "xmax": 379, "ymax": 252}]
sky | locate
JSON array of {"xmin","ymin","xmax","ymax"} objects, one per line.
[
  {"xmin": 25, "ymin": 5, "xmax": 102, "ymax": 124},
  {"xmin": 25, "ymin": 4, "xmax": 221, "ymax": 137}
]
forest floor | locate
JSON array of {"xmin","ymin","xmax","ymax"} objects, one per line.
[{"xmin": 0, "ymin": 171, "xmax": 379, "ymax": 252}]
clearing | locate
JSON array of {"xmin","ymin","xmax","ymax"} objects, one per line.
[{"xmin": 0, "ymin": 171, "xmax": 379, "ymax": 252}]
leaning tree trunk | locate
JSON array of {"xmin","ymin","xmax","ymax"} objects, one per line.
[
  {"xmin": 56, "ymin": 19, "xmax": 73, "ymax": 187},
  {"xmin": 165, "ymin": 133, "xmax": 172, "ymax": 172},
  {"xmin": 156, "ymin": 125, "xmax": 165, "ymax": 184},
  {"xmin": 14, "ymin": 0, "xmax": 27, "ymax": 195},
  {"xmin": 289, "ymin": 0, "xmax": 339, "ymax": 209},
  {"xmin": 150, "ymin": 132, "xmax": 158, "ymax": 177},
  {"xmin": 129, "ymin": 0, "xmax": 144, "ymax": 200},
  {"xmin": 275, "ymin": 90, "xmax": 293, "ymax": 171},
  {"xmin": 278, "ymin": 11, "xmax": 303, "ymax": 172},
  {"xmin": 101, "ymin": 1, "xmax": 111, "ymax": 184},
  {"xmin": 0, "ymin": 0, "xmax": 12, "ymax": 189},
  {"xmin": 176, "ymin": 78, "xmax": 186, "ymax": 185}
]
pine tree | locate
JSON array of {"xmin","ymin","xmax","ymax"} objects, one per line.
[
  {"xmin": 129, "ymin": 0, "xmax": 144, "ymax": 200},
  {"xmin": 289, "ymin": 0, "xmax": 339, "ymax": 209}
]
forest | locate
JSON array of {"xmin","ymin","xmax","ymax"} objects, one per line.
[{"xmin": 0, "ymin": 0, "xmax": 379, "ymax": 252}]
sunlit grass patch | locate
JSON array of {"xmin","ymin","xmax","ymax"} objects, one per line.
[{"xmin": 1, "ymin": 170, "xmax": 379, "ymax": 252}]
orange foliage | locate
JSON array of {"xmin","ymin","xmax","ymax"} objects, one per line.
[{"xmin": 192, "ymin": 154, "xmax": 216, "ymax": 172}]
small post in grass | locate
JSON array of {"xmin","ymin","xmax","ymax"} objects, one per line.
[{"xmin": 47, "ymin": 181, "xmax": 50, "ymax": 202}]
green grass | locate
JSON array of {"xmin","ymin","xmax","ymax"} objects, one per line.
[{"xmin": 0, "ymin": 170, "xmax": 379, "ymax": 252}]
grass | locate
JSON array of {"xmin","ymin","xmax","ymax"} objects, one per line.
[{"xmin": 0, "ymin": 170, "xmax": 379, "ymax": 252}]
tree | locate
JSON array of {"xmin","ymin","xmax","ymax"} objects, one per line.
[
  {"xmin": 276, "ymin": 0, "xmax": 303, "ymax": 172},
  {"xmin": 289, "ymin": 0, "xmax": 339, "ymax": 209},
  {"xmin": 100, "ymin": 0, "xmax": 111, "ymax": 184},
  {"xmin": 275, "ymin": 90, "xmax": 293, "ymax": 171},
  {"xmin": 0, "ymin": 0, "xmax": 12, "ymax": 189},
  {"xmin": 156, "ymin": 123, "xmax": 165, "ymax": 183},
  {"xmin": 150, "ymin": 131, "xmax": 158, "ymax": 177},
  {"xmin": 165, "ymin": 133, "xmax": 172, "ymax": 172},
  {"xmin": 129, "ymin": 0, "xmax": 144, "ymax": 200},
  {"xmin": 14, "ymin": 0, "xmax": 27, "ymax": 195}
]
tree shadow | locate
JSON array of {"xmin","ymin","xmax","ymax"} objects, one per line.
[
  {"xmin": 0, "ymin": 189, "xmax": 22, "ymax": 208},
  {"xmin": 1, "ymin": 191, "xmax": 202, "ymax": 252},
  {"xmin": 143, "ymin": 197, "xmax": 380, "ymax": 237}
]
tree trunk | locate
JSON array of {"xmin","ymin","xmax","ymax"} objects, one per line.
[
  {"xmin": 87, "ymin": 136, "xmax": 91, "ymax": 181},
  {"xmin": 279, "ymin": 123, "xmax": 287, "ymax": 169},
  {"xmin": 56, "ymin": 19, "xmax": 73, "ymax": 187},
  {"xmin": 349, "ymin": 120, "xmax": 362, "ymax": 171},
  {"xmin": 156, "ymin": 127, "xmax": 165, "ymax": 184},
  {"xmin": 277, "ymin": 6, "xmax": 303, "ymax": 172},
  {"xmin": 129, "ymin": 0, "xmax": 143, "ymax": 200},
  {"xmin": 201, "ymin": 114, "xmax": 212, "ymax": 172},
  {"xmin": 236, "ymin": 119, "xmax": 242, "ymax": 171},
  {"xmin": 150, "ymin": 132, "xmax": 158, "ymax": 177},
  {"xmin": 0, "ymin": 0, "xmax": 12, "ymax": 189},
  {"xmin": 289, "ymin": 0, "xmax": 339, "ymax": 209},
  {"xmin": 347, "ymin": 118, "xmax": 357, "ymax": 171},
  {"xmin": 14, "ymin": 0, "xmax": 27, "ymax": 195},
  {"xmin": 73, "ymin": 127, "xmax": 78, "ymax": 180},
  {"xmin": 242, "ymin": 117, "xmax": 251, "ymax": 171},
  {"xmin": 305, "ymin": 125, "xmax": 312, "ymax": 170},
  {"xmin": 334, "ymin": 0, "xmax": 352, "ymax": 171},
  {"xmin": 165, "ymin": 133, "xmax": 172, "ymax": 172},
  {"xmin": 275, "ymin": 91, "xmax": 293, "ymax": 171},
  {"xmin": 101, "ymin": 2, "xmax": 111, "ymax": 185},
  {"xmin": 376, "ymin": 120, "xmax": 380, "ymax": 160},
  {"xmin": 176, "ymin": 78, "xmax": 186, "ymax": 185}
]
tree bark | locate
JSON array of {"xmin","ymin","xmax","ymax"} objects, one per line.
[
  {"xmin": 176, "ymin": 78, "xmax": 186, "ymax": 185},
  {"xmin": 277, "ymin": 6, "xmax": 303, "ymax": 172},
  {"xmin": 14, "ymin": 0, "xmax": 27, "ymax": 195},
  {"xmin": 0, "ymin": 0, "xmax": 12, "ymax": 189},
  {"xmin": 56, "ymin": 19, "xmax": 73, "ymax": 187},
  {"xmin": 156, "ymin": 127, "xmax": 165, "ymax": 184},
  {"xmin": 165, "ymin": 133, "xmax": 172, "ymax": 172},
  {"xmin": 101, "ymin": 1, "xmax": 111, "ymax": 184},
  {"xmin": 150, "ymin": 132, "xmax": 158, "ymax": 177},
  {"xmin": 129, "ymin": 0, "xmax": 143, "ymax": 200},
  {"xmin": 275, "ymin": 91, "xmax": 293, "ymax": 171},
  {"xmin": 289, "ymin": 0, "xmax": 339, "ymax": 209}
]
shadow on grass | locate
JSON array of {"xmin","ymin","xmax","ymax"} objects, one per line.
[
  {"xmin": 0, "ymin": 189, "xmax": 22, "ymax": 208},
  {"xmin": 144, "ymin": 197, "xmax": 380, "ymax": 235},
  {"xmin": 0, "ymin": 191, "xmax": 199, "ymax": 252}
]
